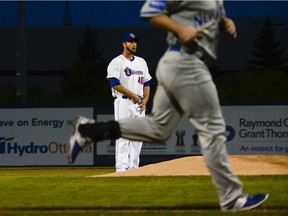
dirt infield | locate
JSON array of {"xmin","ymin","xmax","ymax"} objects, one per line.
[{"xmin": 94, "ymin": 155, "xmax": 288, "ymax": 177}]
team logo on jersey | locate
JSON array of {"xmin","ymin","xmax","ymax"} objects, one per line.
[
  {"xmin": 124, "ymin": 67, "xmax": 132, "ymax": 76},
  {"xmin": 124, "ymin": 67, "xmax": 143, "ymax": 77}
]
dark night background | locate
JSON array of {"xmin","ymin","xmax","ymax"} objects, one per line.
[
  {"xmin": 0, "ymin": 1, "xmax": 287, "ymax": 105},
  {"xmin": 0, "ymin": 1, "xmax": 287, "ymax": 27}
]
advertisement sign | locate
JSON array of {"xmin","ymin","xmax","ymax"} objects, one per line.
[
  {"xmin": 0, "ymin": 108, "xmax": 94, "ymax": 166},
  {"xmin": 96, "ymin": 106, "xmax": 288, "ymax": 155},
  {"xmin": 223, "ymin": 105, "xmax": 288, "ymax": 155}
]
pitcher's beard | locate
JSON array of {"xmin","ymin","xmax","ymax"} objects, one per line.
[{"xmin": 127, "ymin": 47, "xmax": 136, "ymax": 55}]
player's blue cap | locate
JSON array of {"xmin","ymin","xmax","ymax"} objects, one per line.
[{"xmin": 122, "ymin": 33, "xmax": 139, "ymax": 43}]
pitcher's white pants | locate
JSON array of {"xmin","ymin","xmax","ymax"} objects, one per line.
[{"xmin": 114, "ymin": 97, "xmax": 145, "ymax": 172}]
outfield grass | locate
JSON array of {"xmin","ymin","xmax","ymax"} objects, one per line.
[{"xmin": 0, "ymin": 168, "xmax": 287, "ymax": 215}]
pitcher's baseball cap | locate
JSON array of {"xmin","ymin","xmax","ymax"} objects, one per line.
[{"xmin": 122, "ymin": 33, "xmax": 139, "ymax": 43}]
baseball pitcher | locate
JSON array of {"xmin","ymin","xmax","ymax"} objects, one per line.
[{"xmin": 107, "ymin": 33, "xmax": 152, "ymax": 172}]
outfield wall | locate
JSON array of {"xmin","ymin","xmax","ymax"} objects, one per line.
[{"xmin": 0, "ymin": 104, "xmax": 287, "ymax": 166}]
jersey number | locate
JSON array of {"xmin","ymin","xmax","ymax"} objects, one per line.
[{"xmin": 138, "ymin": 76, "xmax": 144, "ymax": 84}]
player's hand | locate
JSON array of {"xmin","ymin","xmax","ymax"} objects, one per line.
[
  {"xmin": 177, "ymin": 26, "xmax": 200, "ymax": 44},
  {"xmin": 138, "ymin": 97, "xmax": 147, "ymax": 114},
  {"xmin": 221, "ymin": 17, "xmax": 237, "ymax": 38},
  {"xmin": 132, "ymin": 95, "xmax": 142, "ymax": 104},
  {"xmin": 132, "ymin": 95, "xmax": 138, "ymax": 104},
  {"xmin": 138, "ymin": 105, "xmax": 146, "ymax": 114}
]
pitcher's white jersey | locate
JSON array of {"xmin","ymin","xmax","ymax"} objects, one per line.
[{"xmin": 107, "ymin": 54, "xmax": 151, "ymax": 98}]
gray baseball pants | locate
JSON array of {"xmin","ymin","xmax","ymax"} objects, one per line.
[{"xmin": 119, "ymin": 49, "xmax": 243, "ymax": 208}]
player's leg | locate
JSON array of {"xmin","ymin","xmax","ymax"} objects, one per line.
[
  {"xmin": 187, "ymin": 80, "xmax": 268, "ymax": 211},
  {"xmin": 114, "ymin": 98, "xmax": 130, "ymax": 172},
  {"xmin": 115, "ymin": 138, "xmax": 129, "ymax": 172},
  {"xmin": 187, "ymin": 80, "xmax": 243, "ymax": 208},
  {"xmin": 127, "ymin": 110, "xmax": 145, "ymax": 170},
  {"xmin": 170, "ymin": 54, "xmax": 242, "ymax": 208},
  {"xmin": 128, "ymin": 140, "xmax": 142, "ymax": 170}
]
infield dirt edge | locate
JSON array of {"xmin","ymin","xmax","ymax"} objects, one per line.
[{"xmin": 93, "ymin": 155, "xmax": 288, "ymax": 177}]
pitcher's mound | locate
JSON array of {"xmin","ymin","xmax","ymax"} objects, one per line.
[{"xmin": 93, "ymin": 155, "xmax": 288, "ymax": 177}]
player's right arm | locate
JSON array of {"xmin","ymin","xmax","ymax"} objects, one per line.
[{"xmin": 110, "ymin": 80, "xmax": 140, "ymax": 104}]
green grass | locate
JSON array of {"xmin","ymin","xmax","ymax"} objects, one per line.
[{"xmin": 0, "ymin": 168, "xmax": 287, "ymax": 215}]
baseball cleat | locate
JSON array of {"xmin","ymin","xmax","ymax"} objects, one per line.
[
  {"xmin": 222, "ymin": 193, "xmax": 269, "ymax": 212},
  {"xmin": 67, "ymin": 116, "xmax": 95, "ymax": 164}
]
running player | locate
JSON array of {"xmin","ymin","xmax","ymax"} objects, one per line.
[
  {"xmin": 67, "ymin": 0, "xmax": 268, "ymax": 212},
  {"xmin": 107, "ymin": 33, "xmax": 151, "ymax": 172}
]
